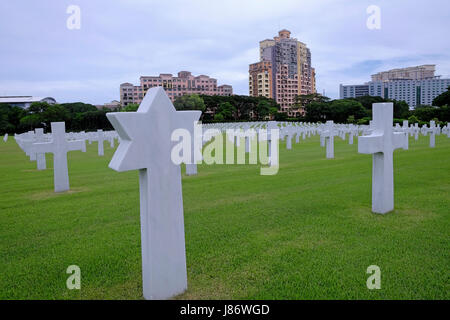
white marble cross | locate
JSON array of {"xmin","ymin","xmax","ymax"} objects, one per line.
[
  {"xmin": 96, "ymin": 129, "xmax": 106, "ymax": 156},
  {"xmin": 414, "ymin": 123, "xmax": 419, "ymax": 140},
  {"xmin": 106, "ymin": 87, "xmax": 201, "ymax": 300},
  {"xmin": 358, "ymin": 103, "xmax": 407, "ymax": 214},
  {"xmin": 32, "ymin": 122, "xmax": 86, "ymax": 192},
  {"xmin": 423, "ymin": 121, "xmax": 436, "ymax": 148},
  {"xmin": 443, "ymin": 123, "xmax": 450, "ymax": 138},
  {"xmin": 35, "ymin": 128, "xmax": 47, "ymax": 170},
  {"xmin": 322, "ymin": 120, "xmax": 335, "ymax": 159},
  {"xmin": 401, "ymin": 120, "xmax": 409, "ymax": 150},
  {"xmin": 285, "ymin": 128, "xmax": 294, "ymax": 150},
  {"xmin": 22, "ymin": 131, "xmax": 37, "ymax": 161},
  {"xmin": 266, "ymin": 121, "xmax": 278, "ymax": 163},
  {"xmin": 348, "ymin": 124, "xmax": 356, "ymax": 145}
]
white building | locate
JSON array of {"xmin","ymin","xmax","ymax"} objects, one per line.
[
  {"xmin": 0, "ymin": 96, "xmax": 56, "ymax": 109},
  {"xmin": 339, "ymin": 84, "xmax": 369, "ymax": 99},
  {"xmin": 340, "ymin": 78, "xmax": 450, "ymax": 108}
]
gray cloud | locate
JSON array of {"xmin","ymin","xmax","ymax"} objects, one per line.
[{"xmin": 0, "ymin": 0, "xmax": 449, "ymax": 103}]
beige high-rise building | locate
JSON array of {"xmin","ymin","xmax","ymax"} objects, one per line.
[
  {"xmin": 249, "ymin": 30, "xmax": 316, "ymax": 117},
  {"xmin": 249, "ymin": 61, "xmax": 272, "ymax": 99}
]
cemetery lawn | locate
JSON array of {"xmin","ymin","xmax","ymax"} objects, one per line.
[{"xmin": 0, "ymin": 134, "xmax": 449, "ymax": 300}]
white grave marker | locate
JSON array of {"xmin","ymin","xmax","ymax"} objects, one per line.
[
  {"xmin": 32, "ymin": 122, "xmax": 86, "ymax": 192},
  {"xmin": 358, "ymin": 103, "xmax": 407, "ymax": 214},
  {"xmin": 96, "ymin": 129, "xmax": 106, "ymax": 156},
  {"xmin": 35, "ymin": 128, "xmax": 47, "ymax": 170},
  {"xmin": 323, "ymin": 120, "xmax": 335, "ymax": 159},
  {"xmin": 106, "ymin": 87, "xmax": 201, "ymax": 300},
  {"xmin": 429, "ymin": 121, "xmax": 436, "ymax": 148}
]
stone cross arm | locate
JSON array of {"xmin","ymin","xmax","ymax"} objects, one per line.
[
  {"xmin": 392, "ymin": 132, "xmax": 407, "ymax": 150},
  {"xmin": 32, "ymin": 138, "xmax": 85, "ymax": 154},
  {"xmin": 359, "ymin": 131, "xmax": 407, "ymax": 154},
  {"xmin": 106, "ymin": 87, "xmax": 201, "ymax": 172},
  {"xmin": 67, "ymin": 139, "xmax": 86, "ymax": 152},
  {"xmin": 358, "ymin": 134, "xmax": 383, "ymax": 154},
  {"xmin": 31, "ymin": 141, "xmax": 55, "ymax": 154}
]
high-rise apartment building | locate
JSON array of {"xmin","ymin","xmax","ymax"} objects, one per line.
[
  {"xmin": 249, "ymin": 61, "xmax": 272, "ymax": 98},
  {"xmin": 120, "ymin": 71, "xmax": 232, "ymax": 106},
  {"xmin": 249, "ymin": 29, "xmax": 316, "ymax": 117},
  {"xmin": 339, "ymin": 65, "xmax": 450, "ymax": 108}
]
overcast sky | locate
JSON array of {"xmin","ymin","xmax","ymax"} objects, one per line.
[{"xmin": 0, "ymin": 0, "xmax": 449, "ymax": 104}]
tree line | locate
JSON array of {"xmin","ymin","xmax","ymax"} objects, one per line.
[
  {"xmin": 174, "ymin": 94, "xmax": 279, "ymax": 121},
  {"xmin": 0, "ymin": 102, "xmax": 115, "ymax": 135},
  {"xmin": 1, "ymin": 87, "xmax": 449, "ymax": 135},
  {"xmin": 297, "ymin": 87, "xmax": 450, "ymax": 125}
]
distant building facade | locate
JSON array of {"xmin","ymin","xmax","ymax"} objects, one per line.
[
  {"xmin": 339, "ymin": 84, "xmax": 370, "ymax": 98},
  {"xmin": 340, "ymin": 65, "xmax": 450, "ymax": 108},
  {"xmin": 96, "ymin": 100, "xmax": 120, "ymax": 110},
  {"xmin": 371, "ymin": 65, "xmax": 436, "ymax": 81},
  {"xmin": 249, "ymin": 61, "xmax": 272, "ymax": 99},
  {"xmin": 120, "ymin": 71, "xmax": 232, "ymax": 106},
  {"xmin": 249, "ymin": 29, "xmax": 316, "ymax": 117},
  {"xmin": 0, "ymin": 96, "xmax": 56, "ymax": 109}
]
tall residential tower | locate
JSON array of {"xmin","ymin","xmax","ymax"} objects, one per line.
[{"xmin": 249, "ymin": 30, "xmax": 316, "ymax": 116}]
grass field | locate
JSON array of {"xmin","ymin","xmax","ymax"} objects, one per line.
[{"xmin": 0, "ymin": 133, "xmax": 449, "ymax": 300}]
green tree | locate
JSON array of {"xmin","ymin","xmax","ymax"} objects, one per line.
[
  {"xmin": 329, "ymin": 99, "xmax": 366, "ymax": 123},
  {"xmin": 437, "ymin": 105, "xmax": 450, "ymax": 122},
  {"xmin": 353, "ymin": 95, "xmax": 386, "ymax": 110},
  {"xmin": 0, "ymin": 105, "xmax": 15, "ymax": 134},
  {"xmin": 42, "ymin": 105, "xmax": 69, "ymax": 125},
  {"xmin": 347, "ymin": 115, "xmax": 356, "ymax": 124},
  {"xmin": 213, "ymin": 113, "xmax": 224, "ymax": 122},
  {"xmin": 121, "ymin": 103, "xmax": 139, "ymax": 112},
  {"xmin": 294, "ymin": 93, "xmax": 330, "ymax": 109},
  {"xmin": 174, "ymin": 94, "xmax": 206, "ymax": 112},
  {"xmin": 432, "ymin": 86, "xmax": 450, "ymax": 107},
  {"xmin": 255, "ymin": 99, "xmax": 277, "ymax": 120},
  {"xmin": 304, "ymin": 101, "xmax": 330, "ymax": 122},
  {"xmin": 413, "ymin": 107, "xmax": 438, "ymax": 122},
  {"xmin": 414, "ymin": 104, "xmax": 431, "ymax": 109},
  {"xmin": 408, "ymin": 115, "xmax": 419, "ymax": 123},
  {"xmin": 274, "ymin": 112, "xmax": 288, "ymax": 121},
  {"xmin": 392, "ymin": 100, "xmax": 410, "ymax": 119},
  {"xmin": 60, "ymin": 102, "xmax": 97, "ymax": 114},
  {"xmin": 19, "ymin": 114, "xmax": 42, "ymax": 130},
  {"xmin": 7, "ymin": 106, "xmax": 26, "ymax": 132},
  {"xmin": 215, "ymin": 102, "xmax": 236, "ymax": 121},
  {"xmin": 28, "ymin": 101, "xmax": 50, "ymax": 114}
]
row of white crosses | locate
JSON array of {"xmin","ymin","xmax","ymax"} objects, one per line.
[
  {"xmin": 421, "ymin": 121, "xmax": 438, "ymax": 148},
  {"xmin": 8, "ymin": 86, "xmax": 447, "ymax": 300},
  {"xmin": 15, "ymin": 129, "xmax": 51, "ymax": 170},
  {"xmin": 443, "ymin": 123, "xmax": 450, "ymax": 137},
  {"xmin": 86, "ymin": 130, "xmax": 118, "ymax": 156},
  {"xmin": 103, "ymin": 88, "xmax": 390, "ymax": 300},
  {"xmin": 202, "ymin": 120, "xmax": 369, "ymax": 161},
  {"xmin": 200, "ymin": 121, "xmax": 277, "ymax": 164},
  {"xmin": 31, "ymin": 123, "xmax": 86, "ymax": 192},
  {"xmin": 14, "ymin": 126, "xmax": 118, "ymax": 192}
]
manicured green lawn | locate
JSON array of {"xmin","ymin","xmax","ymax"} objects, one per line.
[{"xmin": 0, "ymin": 133, "xmax": 449, "ymax": 299}]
